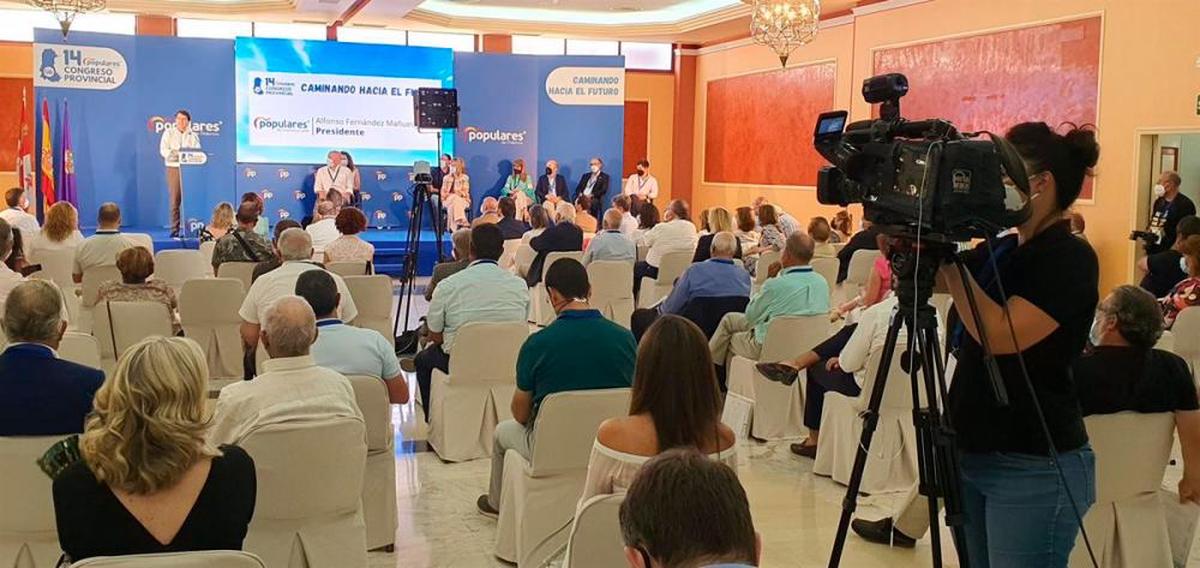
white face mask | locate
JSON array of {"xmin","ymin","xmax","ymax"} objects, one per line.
[
  {"xmin": 327, "ymin": 159, "xmax": 335, "ymax": 168},
  {"xmin": 590, "ymin": 165, "xmax": 600, "ymax": 174},
  {"xmin": 1181, "ymin": 256, "xmax": 1189, "ymax": 274},
  {"xmin": 1088, "ymin": 313, "xmax": 1106, "ymax": 346},
  {"xmin": 1154, "ymin": 184, "xmax": 1167, "ymax": 198},
  {"xmin": 449, "ymin": 165, "xmax": 458, "ymax": 174}
]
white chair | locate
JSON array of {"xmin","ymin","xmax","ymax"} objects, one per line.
[
  {"xmin": 94, "ymin": 301, "xmax": 175, "ymax": 376},
  {"xmin": 1156, "ymin": 329, "xmax": 1175, "ymax": 353},
  {"xmin": 812, "ymin": 257, "xmax": 839, "ymax": 299},
  {"xmin": 153, "ymin": 250, "xmax": 207, "ymax": 295},
  {"xmin": 587, "ymin": 261, "xmax": 635, "ymax": 329},
  {"xmin": 0, "ymin": 436, "xmax": 65, "ymax": 568},
  {"xmin": 59, "ymin": 332, "xmax": 102, "ymax": 370},
  {"xmin": 532, "ymin": 251, "xmax": 584, "ymax": 326},
  {"xmin": 198, "ymin": 241, "xmax": 216, "ymax": 276},
  {"xmin": 180, "ymin": 278, "xmax": 246, "ymax": 382},
  {"xmin": 326, "ymin": 261, "xmax": 371, "ymax": 277},
  {"xmin": 124, "ymin": 233, "xmax": 154, "ymax": 254},
  {"xmin": 500, "ymin": 239, "xmax": 522, "ymax": 272},
  {"xmin": 846, "ymin": 249, "xmax": 881, "ymax": 292},
  {"xmin": 428, "ymin": 322, "xmax": 529, "ymax": 462},
  {"xmin": 495, "ymin": 388, "xmax": 632, "ymax": 567},
  {"xmin": 216, "ymin": 262, "xmax": 257, "ymax": 293},
  {"xmin": 1068, "ymin": 412, "xmax": 1175, "ymax": 568},
  {"xmin": 564, "ymin": 494, "xmax": 626, "ymax": 568},
  {"xmin": 635, "ymin": 243, "xmax": 648, "ymax": 263},
  {"xmin": 77, "ymin": 265, "xmax": 123, "ymax": 334},
  {"xmin": 636, "ymin": 250, "xmax": 691, "ymax": 309},
  {"xmin": 28, "ymin": 248, "xmax": 76, "ymax": 292},
  {"xmin": 343, "ymin": 275, "xmax": 395, "ymax": 346},
  {"xmin": 727, "ymin": 315, "xmax": 831, "ymax": 440},
  {"xmin": 750, "ymin": 250, "xmax": 781, "ymax": 295},
  {"xmin": 812, "ymin": 344, "xmax": 920, "ymax": 494},
  {"xmin": 346, "ymin": 375, "xmax": 397, "ymax": 552},
  {"xmin": 69, "ymin": 551, "xmax": 266, "ymax": 567},
  {"xmin": 1171, "ymin": 307, "xmax": 1200, "ymax": 383},
  {"xmin": 241, "ymin": 418, "xmax": 368, "ymax": 568},
  {"xmin": 514, "ymin": 244, "xmax": 536, "ymax": 278}
]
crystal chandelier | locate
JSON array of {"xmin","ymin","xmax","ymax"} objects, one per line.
[
  {"xmin": 28, "ymin": 0, "xmax": 107, "ymax": 38},
  {"xmin": 750, "ymin": 0, "xmax": 821, "ymax": 67}
]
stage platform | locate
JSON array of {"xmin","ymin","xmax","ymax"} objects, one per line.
[{"xmin": 137, "ymin": 227, "xmax": 452, "ymax": 277}]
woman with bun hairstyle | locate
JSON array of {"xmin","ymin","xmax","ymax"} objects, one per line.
[{"xmin": 938, "ymin": 122, "xmax": 1101, "ymax": 566}]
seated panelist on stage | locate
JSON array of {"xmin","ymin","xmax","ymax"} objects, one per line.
[
  {"xmin": 442, "ymin": 157, "xmax": 472, "ymax": 231},
  {"xmin": 536, "ymin": 160, "xmax": 569, "ymax": 205},
  {"xmin": 314, "ymin": 150, "xmax": 354, "ymax": 207},
  {"xmin": 623, "ymin": 159, "xmax": 659, "ymax": 203},
  {"xmin": 503, "ymin": 158, "xmax": 536, "ymax": 215},
  {"xmin": 575, "ymin": 157, "xmax": 610, "ymax": 219},
  {"xmin": 159, "ymin": 110, "xmax": 200, "ymax": 238}
]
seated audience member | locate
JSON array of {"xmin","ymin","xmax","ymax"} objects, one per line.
[
  {"xmin": 522, "ymin": 204, "xmax": 551, "ymax": 245},
  {"xmin": 54, "ymin": 337, "xmax": 256, "ymax": 561},
  {"xmin": 637, "ymin": 201, "xmax": 661, "ymax": 234},
  {"xmin": 710, "ymin": 233, "xmax": 829, "ymax": 374},
  {"xmin": 849, "ymin": 285, "xmax": 1200, "ymax": 548},
  {"xmin": 472, "ymin": 197, "xmax": 501, "ymax": 227},
  {"xmin": 808, "ymin": 217, "xmax": 837, "ymax": 258},
  {"xmin": 0, "ymin": 220, "xmax": 24, "ymax": 303},
  {"xmin": 734, "ymin": 206, "xmax": 760, "ymax": 250},
  {"xmin": 526, "ymin": 201, "xmax": 584, "ymax": 287},
  {"xmin": 306, "ymin": 199, "xmax": 340, "ymax": 258},
  {"xmin": 743, "ymin": 204, "xmax": 786, "ymax": 277},
  {"xmin": 0, "ymin": 280, "xmax": 103, "ymax": 435},
  {"xmin": 694, "ymin": 207, "xmax": 743, "ymax": 262},
  {"xmin": 578, "ymin": 315, "xmax": 736, "ymax": 505},
  {"xmin": 477, "ymin": 258, "xmax": 636, "ymax": 517},
  {"xmin": 576, "ymin": 195, "xmax": 599, "ymax": 233},
  {"xmin": 408, "ymin": 224, "xmax": 528, "ymax": 421},
  {"xmin": 29, "ymin": 201, "xmax": 85, "ymax": 258},
  {"xmin": 619, "ymin": 449, "xmax": 760, "ymax": 568},
  {"xmin": 241, "ymin": 192, "xmax": 269, "ymax": 238},
  {"xmin": 426, "ymin": 229, "xmax": 472, "ymax": 301},
  {"xmin": 1160, "ymin": 234, "xmax": 1200, "ymax": 329},
  {"xmin": 238, "ymin": 229, "xmax": 358, "ymax": 356},
  {"xmin": 6, "ymin": 226, "xmax": 30, "ymax": 275},
  {"xmin": 250, "ymin": 219, "xmax": 302, "ymax": 282},
  {"xmin": 834, "ymin": 233, "xmax": 892, "ymax": 320},
  {"xmin": 830, "ymin": 209, "xmax": 853, "ymax": 243},
  {"xmin": 323, "ymin": 207, "xmax": 375, "ymax": 264},
  {"xmin": 0, "ymin": 187, "xmax": 39, "ymax": 236},
  {"xmin": 753, "ymin": 196, "xmax": 800, "ymax": 237},
  {"xmin": 1141, "ymin": 215, "xmax": 1200, "ymax": 298},
  {"xmin": 657, "ymin": 232, "xmax": 751, "ymax": 316},
  {"xmin": 73, "ymin": 202, "xmax": 134, "ymax": 283},
  {"xmin": 212, "ymin": 202, "xmax": 274, "ymax": 274},
  {"xmin": 613, "ymin": 195, "xmax": 638, "ymax": 237},
  {"xmin": 296, "ymin": 270, "xmax": 408, "ymax": 404},
  {"xmin": 1068, "ymin": 210, "xmax": 1087, "ymax": 239},
  {"xmin": 635, "ymin": 200, "xmax": 698, "ymax": 294},
  {"xmin": 698, "ymin": 209, "xmax": 712, "ymax": 236},
  {"xmin": 98, "ymin": 247, "xmax": 179, "ymax": 334},
  {"xmin": 835, "ymin": 218, "xmax": 880, "ymax": 283},
  {"xmin": 495, "ymin": 197, "xmax": 531, "ymax": 240},
  {"xmin": 206, "ymin": 201, "xmax": 235, "ymax": 241},
  {"xmin": 583, "ymin": 209, "xmax": 637, "ymax": 265},
  {"xmin": 213, "ymin": 296, "xmax": 363, "ymax": 444}
]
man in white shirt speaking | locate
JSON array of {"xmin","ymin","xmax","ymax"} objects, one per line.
[
  {"xmin": 159, "ymin": 110, "xmax": 201, "ymax": 238},
  {"xmin": 314, "ymin": 150, "xmax": 354, "ymax": 210}
]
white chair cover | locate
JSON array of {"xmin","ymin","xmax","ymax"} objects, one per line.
[
  {"xmin": 346, "ymin": 375, "xmax": 397, "ymax": 551},
  {"xmin": 727, "ymin": 315, "xmax": 830, "ymax": 440},
  {"xmin": 80, "ymin": 266, "xmax": 122, "ymax": 309},
  {"xmin": 215, "ymin": 262, "xmax": 257, "ymax": 293},
  {"xmin": 93, "ymin": 301, "xmax": 175, "ymax": 376},
  {"xmin": 1068, "ymin": 412, "xmax": 1175, "ymax": 568},
  {"xmin": 515, "ymin": 244, "xmax": 536, "ymax": 278},
  {"xmin": 495, "ymin": 389, "xmax": 632, "ymax": 567},
  {"xmin": 532, "ymin": 251, "xmax": 584, "ymax": 326},
  {"xmin": 179, "ymin": 278, "xmax": 246, "ymax": 381},
  {"xmin": 500, "ymin": 239, "xmax": 522, "ymax": 272},
  {"xmin": 59, "ymin": 332, "xmax": 102, "ymax": 371},
  {"xmin": 846, "ymin": 249, "xmax": 881, "ymax": 292},
  {"xmin": 1156, "ymin": 330, "xmax": 1175, "ymax": 353},
  {"xmin": 123, "ymin": 233, "xmax": 154, "ymax": 255},
  {"xmin": 28, "ymin": 248, "xmax": 76, "ymax": 292},
  {"xmin": 198, "ymin": 241, "xmax": 216, "ymax": 276},
  {"xmin": 428, "ymin": 322, "xmax": 529, "ymax": 462},
  {"xmin": 635, "ymin": 244, "xmax": 648, "ymax": 263},
  {"xmin": 0, "ymin": 436, "xmax": 64, "ymax": 568},
  {"xmin": 1171, "ymin": 308, "xmax": 1200, "ymax": 384},
  {"xmin": 636, "ymin": 250, "xmax": 691, "ymax": 309},
  {"xmin": 153, "ymin": 250, "xmax": 206, "ymax": 295},
  {"xmin": 811, "ymin": 257, "xmax": 838, "ymax": 299},
  {"xmin": 69, "ymin": 551, "xmax": 266, "ymax": 567},
  {"xmin": 564, "ymin": 494, "xmax": 626, "ymax": 568},
  {"xmin": 587, "ymin": 261, "xmax": 635, "ymax": 329},
  {"xmin": 326, "ymin": 261, "xmax": 371, "ymax": 277},
  {"xmin": 812, "ymin": 344, "xmax": 920, "ymax": 494},
  {"xmin": 241, "ymin": 419, "xmax": 368, "ymax": 568},
  {"xmin": 343, "ymin": 275, "xmax": 394, "ymax": 347}
]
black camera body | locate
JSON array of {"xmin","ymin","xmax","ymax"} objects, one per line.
[{"xmin": 814, "ymin": 73, "xmax": 1029, "ymax": 242}]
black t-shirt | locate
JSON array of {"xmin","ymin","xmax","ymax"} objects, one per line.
[
  {"xmin": 53, "ymin": 445, "xmax": 257, "ymax": 562},
  {"xmin": 949, "ymin": 221, "xmax": 1098, "ymax": 455},
  {"xmin": 1147, "ymin": 193, "xmax": 1197, "ymax": 255},
  {"xmin": 1141, "ymin": 249, "xmax": 1186, "ymax": 298},
  {"xmin": 1074, "ymin": 346, "xmax": 1199, "ymax": 416}
]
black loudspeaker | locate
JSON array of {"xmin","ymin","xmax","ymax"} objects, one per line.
[{"xmin": 414, "ymin": 87, "xmax": 459, "ymax": 129}]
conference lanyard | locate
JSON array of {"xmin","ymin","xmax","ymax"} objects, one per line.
[
  {"xmin": 328, "ymin": 167, "xmax": 341, "ymax": 184},
  {"xmin": 637, "ymin": 175, "xmax": 648, "ymax": 191}
]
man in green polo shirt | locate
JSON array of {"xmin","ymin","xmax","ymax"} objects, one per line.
[{"xmin": 477, "ymin": 258, "xmax": 636, "ymax": 517}]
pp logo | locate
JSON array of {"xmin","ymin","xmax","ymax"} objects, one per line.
[
  {"xmin": 361, "ymin": 193, "xmax": 372, "ymax": 202},
  {"xmin": 244, "ymin": 168, "xmax": 257, "ymax": 178},
  {"xmin": 188, "ymin": 220, "xmax": 205, "ymax": 233},
  {"xmin": 293, "ymin": 190, "xmax": 305, "ymax": 201},
  {"xmin": 277, "ymin": 169, "xmax": 290, "ymax": 180},
  {"xmin": 39, "ymin": 48, "xmax": 61, "ymax": 82},
  {"xmin": 260, "ymin": 190, "xmax": 274, "ymax": 201},
  {"xmin": 392, "ymin": 192, "xmax": 403, "ymax": 202},
  {"xmin": 374, "ymin": 210, "xmax": 388, "ymax": 221},
  {"xmin": 278, "ymin": 210, "xmax": 291, "ymax": 220},
  {"xmin": 375, "ymin": 170, "xmax": 387, "ymax": 181}
]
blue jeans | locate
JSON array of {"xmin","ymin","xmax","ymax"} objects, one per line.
[{"xmin": 959, "ymin": 447, "xmax": 1095, "ymax": 568}]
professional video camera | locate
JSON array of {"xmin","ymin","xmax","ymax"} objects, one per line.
[{"xmin": 814, "ymin": 73, "xmax": 1031, "ymax": 242}]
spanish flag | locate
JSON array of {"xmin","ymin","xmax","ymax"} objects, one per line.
[{"xmin": 39, "ymin": 98, "xmax": 57, "ymax": 209}]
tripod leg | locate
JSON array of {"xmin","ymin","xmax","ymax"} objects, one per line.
[
  {"xmin": 920, "ymin": 323, "xmax": 971, "ymax": 567},
  {"xmin": 906, "ymin": 324, "xmax": 943, "ymax": 568}
]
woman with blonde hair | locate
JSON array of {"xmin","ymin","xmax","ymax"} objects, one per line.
[
  {"xmin": 205, "ymin": 202, "xmax": 234, "ymax": 241},
  {"xmin": 29, "ymin": 201, "xmax": 84, "ymax": 260},
  {"xmin": 442, "ymin": 157, "xmax": 472, "ymax": 230},
  {"xmin": 693, "ymin": 207, "xmax": 743, "ymax": 262},
  {"xmin": 503, "ymin": 158, "xmax": 535, "ymax": 219},
  {"xmin": 53, "ymin": 337, "xmax": 256, "ymax": 561}
]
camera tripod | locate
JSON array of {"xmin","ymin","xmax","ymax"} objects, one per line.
[
  {"xmin": 393, "ymin": 179, "xmax": 446, "ymax": 342},
  {"xmin": 827, "ymin": 238, "xmax": 999, "ymax": 568}
]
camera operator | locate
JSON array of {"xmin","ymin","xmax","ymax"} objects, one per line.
[
  {"xmin": 1137, "ymin": 171, "xmax": 1195, "ymax": 256},
  {"xmin": 937, "ymin": 122, "xmax": 1100, "ymax": 567}
]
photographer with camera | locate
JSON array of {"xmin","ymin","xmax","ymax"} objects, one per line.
[
  {"xmin": 1133, "ymin": 171, "xmax": 1195, "ymax": 256},
  {"xmin": 937, "ymin": 122, "xmax": 1100, "ymax": 567}
]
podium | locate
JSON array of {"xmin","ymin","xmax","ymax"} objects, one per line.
[{"xmin": 177, "ymin": 150, "xmax": 208, "ymax": 240}]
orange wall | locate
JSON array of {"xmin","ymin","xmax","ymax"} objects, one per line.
[
  {"xmin": 0, "ymin": 42, "xmax": 33, "ymax": 191},
  {"xmin": 626, "ymin": 71, "xmax": 676, "ymax": 204},
  {"xmin": 692, "ymin": 0, "xmax": 1200, "ymax": 292}
]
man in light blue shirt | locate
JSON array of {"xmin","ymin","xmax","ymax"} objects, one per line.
[
  {"xmin": 295, "ymin": 270, "xmax": 408, "ymax": 405},
  {"xmin": 406, "ymin": 224, "xmax": 530, "ymax": 422},
  {"xmin": 659, "ymin": 232, "xmax": 751, "ymax": 315},
  {"xmin": 582, "ymin": 208, "xmax": 636, "ymax": 265},
  {"xmin": 710, "ymin": 231, "xmax": 829, "ymax": 366}
]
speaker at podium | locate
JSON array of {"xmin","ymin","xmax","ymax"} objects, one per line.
[{"xmin": 176, "ymin": 149, "xmax": 209, "ymax": 240}]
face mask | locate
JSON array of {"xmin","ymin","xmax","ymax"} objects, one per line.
[
  {"xmin": 637, "ymin": 168, "xmax": 645, "ymax": 176},
  {"xmin": 327, "ymin": 160, "xmax": 335, "ymax": 168},
  {"xmin": 545, "ymin": 167, "xmax": 552, "ymax": 176},
  {"xmin": 1088, "ymin": 313, "xmax": 1106, "ymax": 346},
  {"xmin": 514, "ymin": 168, "xmax": 522, "ymax": 175},
  {"xmin": 449, "ymin": 165, "xmax": 457, "ymax": 174},
  {"xmin": 1154, "ymin": 184, "xmax": 1167, "ymax": 198},
  {"xmin": 1181, "ymin": 256, "xmax": 1189, "ymax": 274},
  {"xmin": 591, "ymin": 165, "xmax": 600, "ymax": 174}
]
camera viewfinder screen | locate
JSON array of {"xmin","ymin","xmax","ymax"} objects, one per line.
[{"xmin": 818, "ymin": 114, "xmax": 847, "ymax": 135}]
